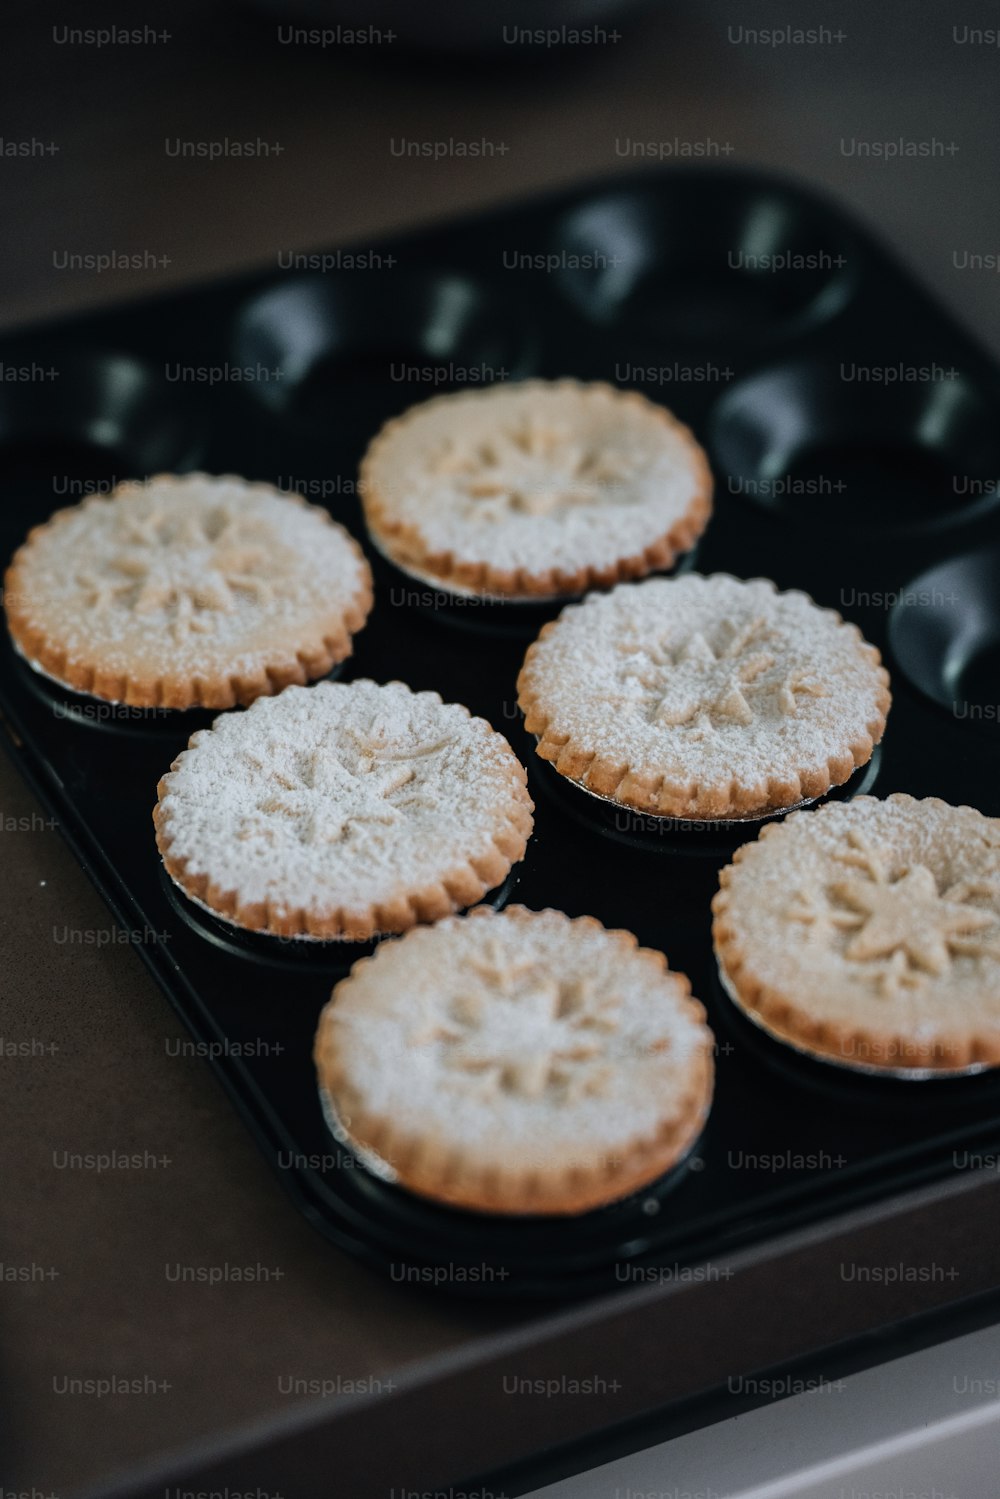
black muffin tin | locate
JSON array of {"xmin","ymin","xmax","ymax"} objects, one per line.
[{"xmin": 3, "ymin": 167, "xmax": 1000, "ymax": 1301}]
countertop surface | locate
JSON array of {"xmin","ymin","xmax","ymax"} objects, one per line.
[{"xmin": 2, "ymin": 0, "xmax": 999, "ymax": 1492}]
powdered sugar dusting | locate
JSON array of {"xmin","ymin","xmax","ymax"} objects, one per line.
[
  {"xmin": 520, "ymin": 574, "xmax": 887, "ymax": 793},
  {"xmin": 320, "ymin": 907, "xmax": 712, "ymax": 1159},
  {"xmin": 364, "ymin": 380, "xmax": 708, "ymax": 574},
  {"xmin": 6, "ymin": 473, "xmax": 369, "ymax": 679},
  {"xmin": 722, "ymin": 795, "xmax": 1000, "ymax": 1033},
  {"xmin": 156, "ymin": 680, "xmax": 530, "ymax": 920}
]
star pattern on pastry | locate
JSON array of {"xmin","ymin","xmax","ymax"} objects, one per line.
[
  {"xmin": 76, "ymin": 504, "xmax": 283, "ymax": 641},
  {"xmin": 615, "ymin": 616, "xmax": 826, "ymax": 734},
  {"xmin": 241, "ymin": 723, "xmax": 447, "ymax": 847},
  {"xmin": 427, "ymin": 416, "xmax": 635, "ymax": 520},
  {"xmin": 411, "ymin": 937, "xmax": 629, "ymax": 1101},
  {"xmin": 788, "ymin": 829, "xmax": 1000, "ymax": 995}
]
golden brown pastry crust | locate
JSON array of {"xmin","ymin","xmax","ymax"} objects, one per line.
[
  {"xmin": 713, "ymin": 794, "xmax": 1000, "ymax": 1074},
  {"xmin": 314, "ymin": 905, "xmax": 716, "ymax": 1214},
  {"xmin": 4, "ymin": 473, "xmax": 374, "ymax": 710},
  {"xmin": 154, "ymin": 680, "xmax": 534, "ymax": 942},
  {"xmin": 359, "ymin": 379, "xmax": 713, "ymax": 601},
  {"xmin": 517, "ymin": 575, "xmax": 891, "ymax": 822}
]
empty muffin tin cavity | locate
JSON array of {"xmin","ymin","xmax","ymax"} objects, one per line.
[
  {"xmin": 889, "ymin": 550, "xmax": 1000, "ymax": 734},
  {"xmin": 711, "ymin": 358, "xmax": 1000, "ymax": 530},
  {"xmin": 231, "ymin": 271, "xmax": 537, "ymax": 432},
  {"xmin": 548, "ymin": 180, "xmax": 856, "ymax": 343},
  {"xmin": 0, "ymin": 349, "xmax": 204, "ymax": 502}
]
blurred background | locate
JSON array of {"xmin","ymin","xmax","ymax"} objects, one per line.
[{"xmin": 3, "ymin": 0, "xmax": 1000, "ymax": 351}]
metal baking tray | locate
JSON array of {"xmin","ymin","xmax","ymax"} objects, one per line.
[{"xmin": 3, "ymin": 169, "xmax": 1000, "ymax": 1326}]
